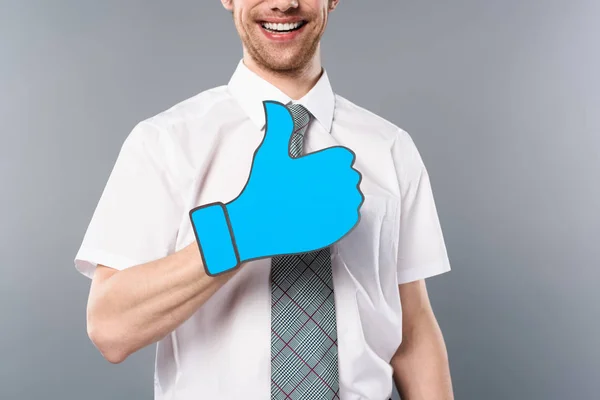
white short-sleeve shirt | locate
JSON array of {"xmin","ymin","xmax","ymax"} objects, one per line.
[{"xmin": 75, "ymin": 60, "xmax": 451, "ymax": 400}]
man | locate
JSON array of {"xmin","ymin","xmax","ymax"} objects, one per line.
[{"xmin": 74, "ymin": 0, "xmax": 454, "ymax": 399}]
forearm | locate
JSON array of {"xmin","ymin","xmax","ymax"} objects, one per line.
[
  {"xmin": 86, "ymin": 241, "xmax": 240, "ymax": 363},
  {"xmin": 391, "ymin": 308, "xmax": 453, "ymax": 400}
]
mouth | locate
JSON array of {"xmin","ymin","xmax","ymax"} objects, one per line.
[{"xmin": 260, "ymin": 20, "xmax": 307, "ymax": 34}]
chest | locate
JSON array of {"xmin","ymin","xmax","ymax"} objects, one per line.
[
  {"xmin": 176, "ymin": 121, "xmax": 400, "ymax": 293},
  {"xmin": 178, "ymin": 120, "xmax": 400, "ymax": 205}
]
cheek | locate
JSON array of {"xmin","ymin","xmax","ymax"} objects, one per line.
[
  {"xmin": 316, "ymin": 8, "xmax": 328, "ymax": 29},
  {"xmin": 235, "ymin": 13, "xmax": 252, "ymax": 36},
  {"xmin": 240, "ymin": 11, "xmax": 260, "ymax": 33}
]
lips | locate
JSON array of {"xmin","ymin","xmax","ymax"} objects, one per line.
[
  {"xmin": 261, "ymin": 21, "xmax": 306, "ymax": 33},
  {"xmin": 258, "ymin": 20, "xmax": 308, "ymax": 42}
]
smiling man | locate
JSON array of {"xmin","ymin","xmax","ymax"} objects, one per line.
[{"xmin": 75, "ymin": 1, "xmax": 454, "ymax": 399}]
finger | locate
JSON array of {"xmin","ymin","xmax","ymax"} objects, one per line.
[
  {"xmin": 349, "ymin": 167, "xmax": 362, "ymax": 187},
  {"xmin": 256, "ymin": 100, "xmax": 295, "ymax": 160},
  {"xmin": 320, "ymin": 145, "xmax": 356, "ymax": 167}
]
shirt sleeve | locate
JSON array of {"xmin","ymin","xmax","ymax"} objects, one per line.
[
  {"xmin": 393, "ymin": 130, "xmax": 452, "ymax": 285},
  {"xmin": 74, "ymin": 121, "xmax": 184, "ymax": 279}
]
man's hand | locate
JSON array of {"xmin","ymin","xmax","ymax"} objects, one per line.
[
  {"xmin": 391, "ymin": 280, "xmax": 454, "ymax": 399},
  {"xmin": 190, "ymin": 100, "xmax": 364, "ymax": 276}
]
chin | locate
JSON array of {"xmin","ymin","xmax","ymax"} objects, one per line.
[
  {"xmin": 254, "ymin": 48, "xmax": 313, "ymax": 72},
  {"xmin": 263, "ymin": 58, "xmax": 303, "ymax": 71}
]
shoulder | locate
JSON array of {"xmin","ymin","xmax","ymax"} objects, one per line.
[
  {"xmin": 142, "ymin": 85, "xmax": 232, "ymax": 133},
  {"xmin": 123, "ymin": 85, "xmax": 236, "ymax": 146},
  {"xmin": 334, "ymin": 93, "xmax": 418, "ymax": 151},
  {"xmin": 334, "ymin": 94, "xmax": 427, "ymax": 188},
  {"xmin": 117, "ymin": 85, "xmax": 235, "ymax": 181}
]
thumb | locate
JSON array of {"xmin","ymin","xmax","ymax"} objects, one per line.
[{"xmin": 256, "ymin": 100, "xmax": 295, "ymax": 160}]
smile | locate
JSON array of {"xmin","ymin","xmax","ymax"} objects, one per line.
[{"xmin": 261, "ymin": 21, "xmax": 306, "ymax": 33}]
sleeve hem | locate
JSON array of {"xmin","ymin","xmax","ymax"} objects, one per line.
[
  {"xmin": 397, "ymin": 259, "xmax": 451, "ymax": 285},
  {"xmin": 74, "ymin": 247, "xmax": 146, "ymax": 280}
]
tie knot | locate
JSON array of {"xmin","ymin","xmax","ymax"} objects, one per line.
[{"xmin": 287, "ymin": 103, "xmax": 311, "ymax": 134}]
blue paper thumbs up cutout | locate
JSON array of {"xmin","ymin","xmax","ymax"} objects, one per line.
[{"xmin": 190, "ymin": 100, "xmax": 364, "ymax": 276}]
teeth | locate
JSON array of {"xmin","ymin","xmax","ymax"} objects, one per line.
[{"xmin": 262, "ymin": 21, "xmax": 303, "ymax": 32}]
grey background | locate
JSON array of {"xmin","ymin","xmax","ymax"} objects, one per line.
[{"xmin": 1, "ymin": 0, "xmax": 598, "ymax": 399}]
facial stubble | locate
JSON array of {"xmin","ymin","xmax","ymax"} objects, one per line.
[{"xmin": 233, "ymin": 7, "xmax": 324, "ymax": 73}]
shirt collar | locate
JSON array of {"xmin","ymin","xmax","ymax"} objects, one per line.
[{"xmin": 227, "ymin": 59, "xmax": 335, "ymax": 133}]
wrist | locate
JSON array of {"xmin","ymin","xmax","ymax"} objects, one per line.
[
  {"xmin": 189, "ymin": 202, "xmax": 240, "ymax": 276},
  {"xmin": 224, "ymin": 197, "xmax": 259, "ymax": 262}
]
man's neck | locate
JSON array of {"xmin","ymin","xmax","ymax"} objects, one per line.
[{"xmin": 242, "ymin": 51, "xmax": 323, "ymax": 101}]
